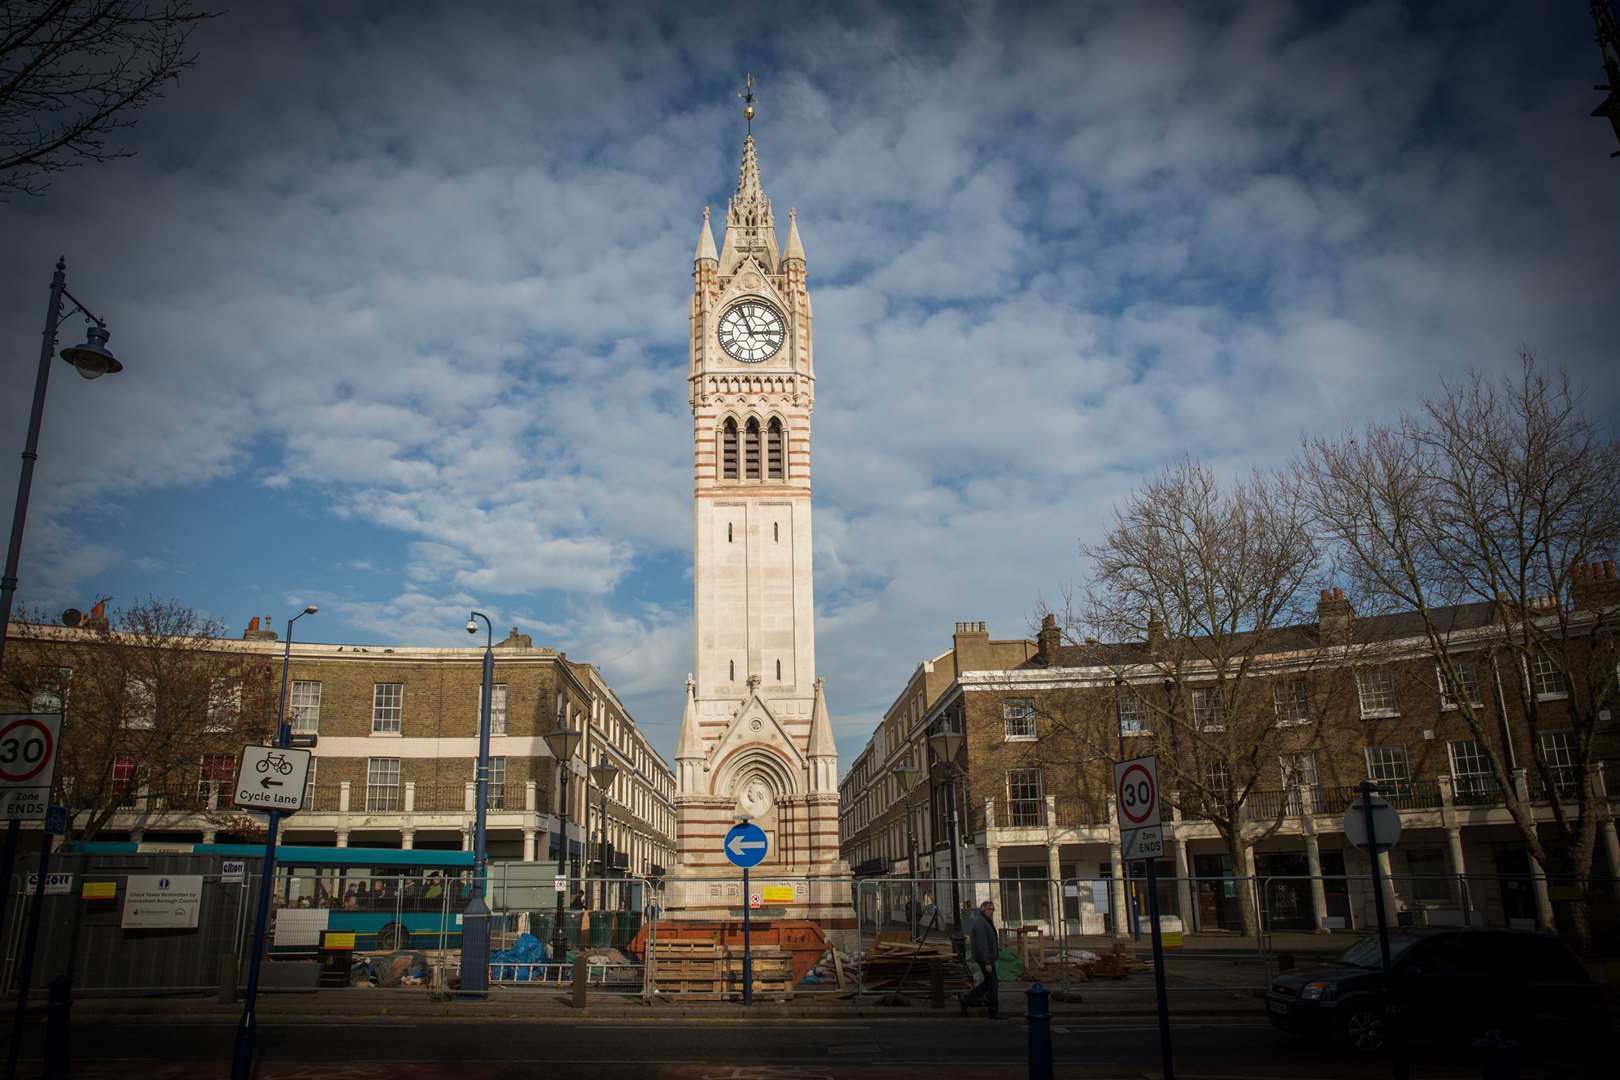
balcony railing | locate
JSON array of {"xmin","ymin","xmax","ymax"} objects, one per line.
[
  {"xmin": 303, "ymin": 783, "xmax": 343, "ymax": 811},
  {"xmin": 412, "ymin": 784, "xmax": 467, "ymax": 812},
  {"xmin": 1528, "ymin": 767, "xmax": 1583, "ymax": 804},
  {"xmin": 993, "ymin": 794, "xmax": 1046, "ymax": 828},
  {"xmin": 1450, "ymin": 774, "xmax": 1505, "ymax": 807},
  {"xmin": 1054, "ymin": 795, "xmax": 1109, "ymax": 827}
]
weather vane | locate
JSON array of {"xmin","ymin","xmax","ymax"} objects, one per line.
[{"xmin": 739, "ymin": 72, "xmax": 756, "ymax": 134}]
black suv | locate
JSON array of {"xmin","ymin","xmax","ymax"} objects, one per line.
[{"xmin": 1265, "ymin": 928, "xmax": 1606, "ymax": 1054}]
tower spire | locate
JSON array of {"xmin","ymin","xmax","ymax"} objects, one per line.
[{"xmin": 695, "ymin": 206, "xmax": 718, "ymax": 264}]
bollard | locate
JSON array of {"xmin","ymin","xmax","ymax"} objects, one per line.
[
  {"xmin": 42, "ymin": 976, "xmax": 71, "ymax": 1080},
  {"xmin": 1472, "ymin": 1030, "xmax": 1521, "ymax": 1080},
  {"xmin": 1026, "ymin": 981, "xmax": 1053, "ymax": 1080},
  {"xmin": 929, "ymin": 957, "xmax": 944, "ymax": 1009},
  {"xmin": 572, "ymin": 956, "xmax": 588, "ymax": 1009},
  {"xmin": 218, "ymin": 953, "xmax": 239, "ymax": 1004}
]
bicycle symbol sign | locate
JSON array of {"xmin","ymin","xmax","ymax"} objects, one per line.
[{"xmin": 233, "ymin": 744, "xmax": 312, "ymax": 814}]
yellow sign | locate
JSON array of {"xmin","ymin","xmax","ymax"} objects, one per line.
[
  {"xmin": 81, "ymin": 881, "xmax": 116, "ymax": 900},
  {"xmin": 321, "ymin": 931, "xmax": 356, "ymax": 950},
  {"xmin": 762, "ymin": 885, "xmax": 794, "ymax": 903},
  {"xmin": 1159, "ymin": 931, "xmax": 1184, "ymax": 949}
]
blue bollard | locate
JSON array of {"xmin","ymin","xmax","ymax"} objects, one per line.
[{"xmin": 1026, "ymin": 981, "xmax": 1053, "ymax": 1080}]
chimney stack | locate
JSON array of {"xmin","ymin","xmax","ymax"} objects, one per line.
[
  {"xmin": 1147, "ymin": 611, "xmax": 1165, "ymax": 655},
  {"xmin": 1571, "ymin": 559, "xmax": 1620, "ymax": 612},
  {"xmin": 243, "ymin": 615, "xmax": 278, "ymax": 641},
  {"xmin": 1318, "ymin": 587, "xmax": 1354, "ymax": 646},
  {"xmin": 952, "ymin": 620, "xmax": 993, "ymax": 671},
  {"xmin": 1036, "ymin": 613, "xmax": 1061, "ymax": 665}
]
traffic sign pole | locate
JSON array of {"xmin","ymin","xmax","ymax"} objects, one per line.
[
  {"xmin": 741, "ymin": 864, "xmax": 752, "ymax": 1007},
  {"xmin": 232, "ymin": 722, "xmax": 291, "ymax": 1080},
  {"xmin": 1360, "ymin": 781, "xmax": 1408, "ymax": 1080},
  {"xmin": 4, "ymin": 819, "xmax": 55, "ymax": 1080},
  {"xmin": 723, "ymin": 820, "xmax": 768, "ymax": 1007},
  {"xmin": 1143, "ymin": 856, "xmax": 1174, "ymax": 1080}
]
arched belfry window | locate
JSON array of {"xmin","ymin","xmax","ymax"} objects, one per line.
[
  {"xmin": 767, "ymin": 418, "xmax": 785, "ymax": 480},
  {"xmin": 744, "ymin": 417, "xmax": 762, "ymax": 480},
  {"xmin": 721, "ymin": 418, "xmax": 739, "ymax": 480}
]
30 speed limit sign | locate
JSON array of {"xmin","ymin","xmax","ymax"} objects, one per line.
[
  {"xmin": 1114, "ymin": 755, "xmax": 1163, "ymax": 860},
  {"xmin": 0, "ymin": 713, "xmax": 62, "ymax": 822}
]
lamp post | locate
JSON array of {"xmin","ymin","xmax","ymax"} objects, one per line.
[
  {"xmin": 589, "ymin": 752, "xmax": 621, "ymax": 911},
  {"xmin": 895, "ymin": 759, "xmax": 924, "ymax": 940},
  {"xmin": 542, "ymin": 706, "xmax": 581, "ymax": 968},
  {"xmin": 1113, "ymin": 676, "xmax": 1140, "ymax": 941},
  {"xmin": 231, "ymin": 604, "xmax": 315, "ymax": 1080},
  {"xmin": 459, "ymin": 611, "xmax": 495, "ymax": 995},
  {"xmin": 927, "ymin": 722, "xmax": 966, "ymax": 959}
]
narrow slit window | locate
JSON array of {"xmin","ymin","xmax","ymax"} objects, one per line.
[
  {"xmin": 721, "ymin": 418, "xmax": 739, "ymax": 480},
  {"xmin": 727, "ymin": 522, "xmax": 733, "ymax": 543},
  {"xmin": 729, "ymin": 660, "xmax": 735, "ymax": 681},
  {"xmin": 767, "ymin": 418, "xmax": 784, "ymax": 478},
  {"xmin": 776, "ymin": 659, "xmax": 782, "ymax": 680},
  {"xmin": 773, "ymin": 522, "xmax": 779, "ymax": 542},
  {"xmin": 745, "ymin": 418, "xmax": 761, "ymax": 479}
]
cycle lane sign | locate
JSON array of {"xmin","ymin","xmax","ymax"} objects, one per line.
[
  {"xmin": 233, "ymin": 744, "xmax": 312, "ymax": 813},
  {"xmin": 0, "ymin": 712, "xmax": 62, "ymax": 822},
  {"xmin": 1114, "ymin": 755, "xmax": 1162, "ymax": 861}
]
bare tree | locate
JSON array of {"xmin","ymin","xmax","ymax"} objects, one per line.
[
  {"xmin": 1298, "ymin": 354, "xmax": 1620, "ymax": 947},
  {"xmin": 2, "ymin": 596, "xmax": 274, "ymax": 841},
  {"xmin": 1, "ymin": 1, "xmax": 215, "ymax": 198},
  {"xmin": 1073, "ymin": 459, "xmax": 1329, "ymax": 935}
]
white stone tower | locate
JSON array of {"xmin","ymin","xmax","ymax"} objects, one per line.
[{"xmin": 668, "ymin": 100, "xmax": 846, "ymax": 923}]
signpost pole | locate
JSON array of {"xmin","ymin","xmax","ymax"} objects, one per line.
[
  {"xmin": 231, "ymin": 720, "xmax": 292, "ymax": 1080},
  {"xmin": 0, "ymin": 820, "xmax": 17, "ymax": 947},
  {"xmin": 741, "ymin": 863, "xmax": 752, "ymax": 1007},
  {"xmin": 1143, "ymin": 856, "xmax": 1174, "ymax": 1080},
  {"xmin": 4, "ymin": 824, "xmax": 54, "ymax": 1080},
  {"xmin": 1359, "ymin": 782, "xmax": 1407, "ymax": 1080}
]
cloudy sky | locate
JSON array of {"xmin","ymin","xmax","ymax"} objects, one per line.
[{"xmin": 2, "ymin": 1, "xmax": 1615, "ymax": 770}]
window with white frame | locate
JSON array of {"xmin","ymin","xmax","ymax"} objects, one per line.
[
  {"xmin": 123, "ymin": 676, "xmax": 155, "ymax": 729},
  {"xmin": 207, "ymin": 678, "xmax": 240, "ymax": 732},
  {"xmin": 1118, "ymin": 688, "xmax": 1149, "ymax": 734},
  {"xmin": 1203, "ymin": 759, "xmax": 1232, "ymax": 803},
  {"xmin": 1447, "ymin": 739, "xmax": 1492, "ymax": 802},
  {"xmin": 366, "ymin": 757, "xmax": 400, "ymax": 811},
  {"xmin": 1006, "ymin": 767, "xmax": 1044, "ymax": 827},
  {"xmin": 1435, "ymin": 660, "xmax": 1481, "ymax": 709},
  {"xmin": 1273, "ymin": 677, "xmax": 1310, "ymax": 724},
  {"xmin": 289, "ymin": 680, "xmax": 322, "ymax": 733},
  {"xmin": 1529, "ymin": 651, "xmax": 1568, "ymax": 698},
  {"xmin": 1280, "ymin": 750, "xmax": 1318, "ymax": 815},
  {"xmin": 304, "ymin": 756, "xmax": 318, "ymax": 807},
  {"xmin": 1538, "ymin": 730, "xmax": 1579, "ymax": 796},
  {"xmin": 1003, "ymin": 699, "xmax": 1036, "ymax": 740},
  {"xmin": 477, "ymin": 755, "xmax": 507, "ymax": 809},
  {"xmin": 1364, "ymin": 744, "xmax": 1410, "ymax": 789},
  {"xmin": 372, "ymin": 682, "xmax": 403, "ymax": 733},
  {"xmin": 198, "ymin": 752, "xmax": 235, "ymax": 804},
  {"xmin": 480, "ymin": 683, "xmax": 508, "ymax": 736},
  {"xmin": 112, "ymin": 754, "xmax": 139, "ymax": 804},
  {"xmin": 1192, "ymin": 687, "xmax": 1224, "ymax": 731},
  {"xmin": 29, "ymin": 667, "xmax": 70, "ymax": 713},
  {"xmin": 1356, "ymin": 668, "xmax": 1399, "ymax": 717}
]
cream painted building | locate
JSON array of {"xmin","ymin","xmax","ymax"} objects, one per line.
[{"xmin": 669, "ymin": 117, "xmax": 846, "ymax": 919}]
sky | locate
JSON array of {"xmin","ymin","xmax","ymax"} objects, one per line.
[{"xmin": 1, "ymin": 1, "xmax": 1615, "ymax": 772}]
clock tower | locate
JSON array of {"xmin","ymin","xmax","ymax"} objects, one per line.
[{"xmin": 668, "ymin": 99, "xmax": 847, "ymax": 922}]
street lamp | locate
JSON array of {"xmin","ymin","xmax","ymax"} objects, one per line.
[
  {"xmin": 0, "ymin": 258, "xmax": 124, "ymax": 675},
  {"xmin": 231, "ymin": 604, "xmax": 315, "ymax": 1080},
  {"xmin": 589, "ymin": 752, "xmax": 621, "ymax": 911},
  {"xmin": 542, "ymin": 705, "xmax": 581, "ymax": 969},
  {"xmin": 894, "ymin": 758, "xmax": 925, "ymax": 939},
  {"xmin": 926, "ymin": 722, "xmax": 966, "ymax": 958},
  {"xmin": 459, "ymin": 611, "xmax": 495, "ymax": 995}
]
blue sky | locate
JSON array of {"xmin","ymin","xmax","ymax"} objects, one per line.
[{"xmin": 1, "ymin": 1, "xmax": 1615, "ymax": 769}]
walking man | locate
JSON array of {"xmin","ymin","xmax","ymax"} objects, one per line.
[{"xmin": 958, "ymin": 899, "xmax": 1001, "ymax": 1019}]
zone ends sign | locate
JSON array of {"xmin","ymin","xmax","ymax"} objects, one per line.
[
  {"xmin": 0, "ymin": 713, "xmax": 62, "ymax": 822},
  {"xmin": 1114, "ymin": 754, "xmax": 1163, "ymax": 862}
]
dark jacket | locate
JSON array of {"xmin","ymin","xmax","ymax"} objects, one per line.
[{"xmin": 968, "ymin": 909, "xmax": 999, "ymax": 966}]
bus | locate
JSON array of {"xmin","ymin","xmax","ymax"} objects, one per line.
[{"xmin": 68, "ymin": 841, "xmax": 476, "ymax": 950}]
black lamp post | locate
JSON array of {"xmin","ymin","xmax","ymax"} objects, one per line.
[
  {"xmin": 542, "ymin": 706, "xmax": 581, "ymax": 967},
  {"xmin": 926, "ymin": 722, "xmax": 966, "ymax": 958},
  {"xmin": 460, "ymin": 611, "xmax": 495, "ymax": 995},
  {"xmin": 589, "ymin": 753, "xmax": 621, "ymax": 911}
]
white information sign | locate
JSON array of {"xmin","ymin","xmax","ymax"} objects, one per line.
[
  {"xmin": 121, "ymin": 874, "xmax": 204, "ymax": 929},
  {"xmin": 232, "ymin": 745, "xmax": 312, "ymax": 814},
  {"xmin": 0, "ymin": 713, "xmax": 62, "ymax": 822},
  {"xmin": 21, "ymin": 872, "xmax": 72, "ymax": 895},
  {"xmin": 272, "ymin": 907, "xmax": 329, "ymax": 948},
  {"xmin": 1344, "ymin": 795, "xmax": 1402, "ymax": 852},
  {"xmin": 553, "ymin": 876, "xmax": 567, "ymax": 894},
  {"xmin": 221, "ymin": 860, "xmax": 246, "ymax": 884},
  {"xmin": 1114, "ymin": 755, "xmax": 1163, "ymax": 861}
]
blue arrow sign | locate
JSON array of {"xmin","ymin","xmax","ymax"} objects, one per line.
[{"xmin": 723, "ymin": 821, "xmax": 768, "ymax": 869}]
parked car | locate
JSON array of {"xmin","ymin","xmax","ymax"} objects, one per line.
[{"xmin": 1265, "ymin": 928, "xmax": 1607, "ymax": 1056}]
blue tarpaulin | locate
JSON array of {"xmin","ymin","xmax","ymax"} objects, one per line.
[{"xmin": 490, "ymin": 932, "xmax": 547, "ymax": 981}]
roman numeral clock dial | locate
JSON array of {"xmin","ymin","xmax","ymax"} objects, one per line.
[{"xmin": 717, "ymin": 301, "xmax": 785, "ymax": 363}]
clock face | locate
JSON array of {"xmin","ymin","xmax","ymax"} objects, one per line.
[{"xmin": 717, "ymin": 301, "xmax": 785, "ymax": 363}]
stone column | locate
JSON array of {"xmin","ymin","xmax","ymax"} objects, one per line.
[
  {"xmin": 523, "ymin": 829, "xmax": 536, "ymax": 863},
  {"xmin": 1304, "ymin": 834, "xmax": 1329, "ymax": 933},
  {"xmin": 1530, "ymin": 856, "xmax": 1555, "ymax": 930},
  {"xmin": 525, "ymin": 780, "xmax": 538, "ymax": 813},
  {"xmin": 202, "ymin": 829, "xmax": 217, "ymax": 846},
  {"xmin": 1601, "ymin": 819, "xmax": 1620, "ymax": 903},
  {"xmin": 401, "ymin": 829, "xmax": 414, "ymax": 851},
  {"xmin": 1172, "ymin": 833, "xmax": 1195, "ymax": 932},
  {"xmin": 461, "ymin": 827, "xmax": 472, "ymax": 852},
  {"xmin": 339, "ymin": 781, "xmax": 351, "ymax": 813},
  {"xmin": 335, "ymin": 829, "xmax": 349, "ymax": 848},
  {"xmin": 1376, "ymin": 848, "xmax": 1399, "ymax": 921},
  {"xmin": 1046, "ymin": 842, "xmax": 1064, "ymax": 938},
  {"xmin": 404, "ymin": 781, "xmax": 416, "ymax": 813},
  {"xmin": 1445, "ymin": 827, "xmax": 1470, "ymax": 918}
]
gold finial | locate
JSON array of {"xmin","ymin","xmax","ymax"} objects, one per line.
[{"xmin": 738, "ymin": 72, "xmax": 756, "ymax": 133}]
